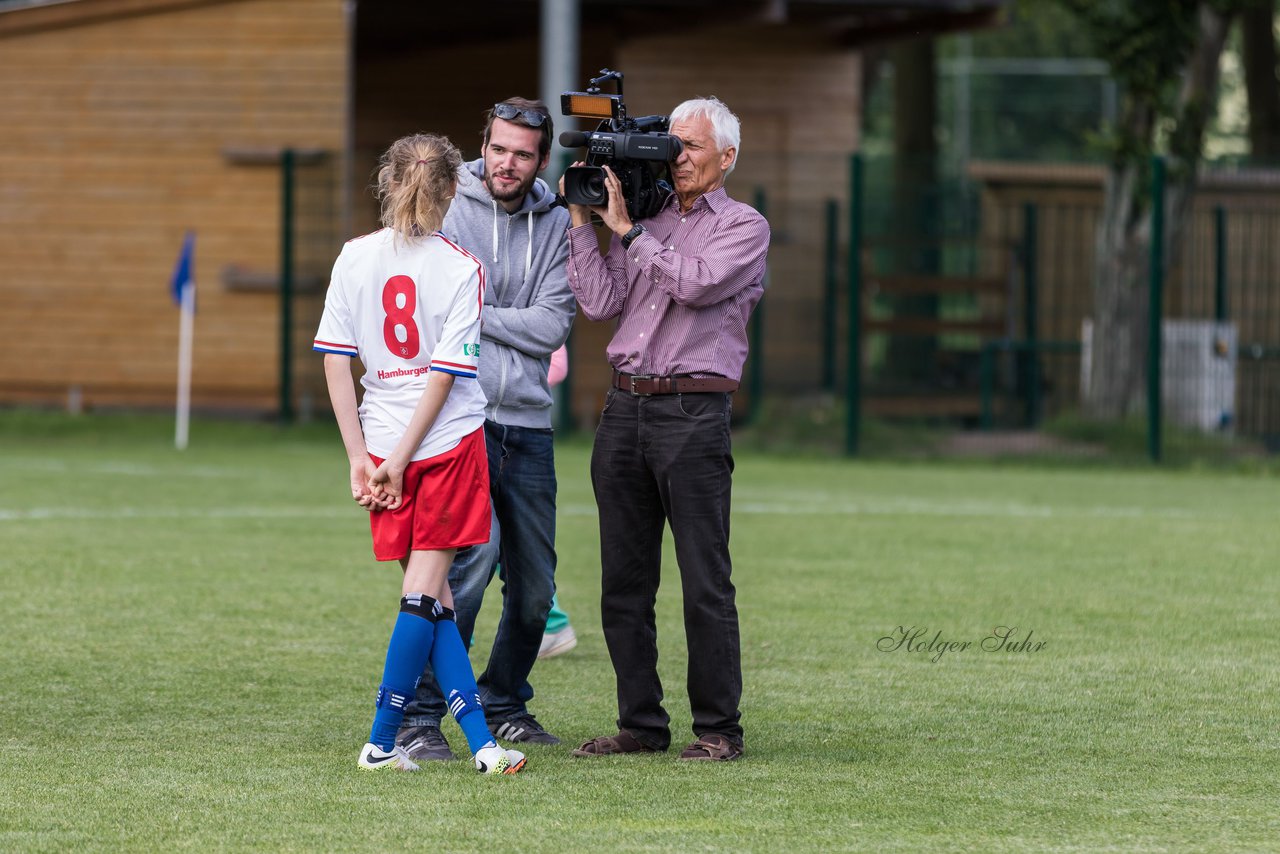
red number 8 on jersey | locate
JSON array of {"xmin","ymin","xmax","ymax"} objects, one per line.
[{"xmin": 381, "ymin": 275, "xmax": 420, "ymax": 359}]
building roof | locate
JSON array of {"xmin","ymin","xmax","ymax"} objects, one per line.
[
  {"xmin": 0, "ymin": 0, "xmax": 246, "ymax": 38},
  {"xmin": 3, "ymin": 0, "xmax": 1006, "ymax": 45}
]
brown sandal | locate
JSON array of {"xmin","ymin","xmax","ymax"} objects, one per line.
[
  {"xmin": 678, "ymin": 733, "xmax": 743, "ymax": 761},
  {"xmin": 571, "ymin": 730, "xmax": 660, "ymax": 757}
]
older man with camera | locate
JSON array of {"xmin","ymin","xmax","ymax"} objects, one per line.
[{"xmin": 561, "ymin": 96, "xmax": 770, "ymax": 762}]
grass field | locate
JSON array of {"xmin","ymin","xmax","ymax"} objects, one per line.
[{"xmin": 2, "ymin": 410, "xmax": 1278, "ymax": 852}]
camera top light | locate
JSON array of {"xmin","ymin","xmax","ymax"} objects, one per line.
[{"xmin": 561, "ymin": 92, "xmax": 621, "ymax": 121}]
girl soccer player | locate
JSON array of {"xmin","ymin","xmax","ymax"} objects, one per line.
[{"xmin": 314, "ymin": 133, "xmax": 525, "ymax": 774}]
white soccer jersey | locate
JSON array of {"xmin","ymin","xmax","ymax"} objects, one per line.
[{"xmin": 314, "ymin": 228, "xmax": 486, "ymax": 462}]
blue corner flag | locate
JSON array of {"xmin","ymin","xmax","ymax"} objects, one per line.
[
  {"xmin": 173, "ymin": 231, "xmax": 196, "ymax": 449},
  {"xmin": 170, "ymin": 231, "xmax": 195, "ymax": 310}
]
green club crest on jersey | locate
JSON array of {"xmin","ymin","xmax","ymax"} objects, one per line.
[{"xmin": 463, "ymin": 343, "xmax": 480, "ymax": 357}]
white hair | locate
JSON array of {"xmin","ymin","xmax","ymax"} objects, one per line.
[{"xmin": 670, "ymin": 97, "xmax": 741, "ymax": 175}]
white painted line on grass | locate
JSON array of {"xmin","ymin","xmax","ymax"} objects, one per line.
[
  {"xmin": 557, "ymin": 500, "xmax": 1199, "ymax": 520},
  {"xmin": 0, "ymin": 498, "xmax": 1202, "ymax": 523},
  {"xmin": 4, "ymin": 461, "xmax": 251, "ymax": 478},
  {"xmin": 0, "ymin": 506, "xmax": 355, "ymax": 522}
]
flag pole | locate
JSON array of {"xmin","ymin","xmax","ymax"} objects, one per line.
[
  {"xmin": 175, "ymin": 281, "xmax": 194, "ymax": 450},
  {"xmin": 171, "ymin": 230, "xmax": 196, "ymax": 450}
]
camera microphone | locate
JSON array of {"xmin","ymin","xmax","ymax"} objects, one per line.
[{"xmin": 559, "ymin": 131, "xmax": 590, "ymax": 148}]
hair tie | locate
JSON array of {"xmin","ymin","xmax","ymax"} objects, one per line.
[{"xmin": 416, "ymin": 159, "xmax": 427, "ymax": 165}]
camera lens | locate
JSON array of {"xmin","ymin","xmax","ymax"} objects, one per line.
[
  {"xmin": 564, "ymin": 166, "xmax": 609, "ymax": 206},
  {"xmin": 583, "ymin": 171, "xmax": 606, "ymax": 202}
]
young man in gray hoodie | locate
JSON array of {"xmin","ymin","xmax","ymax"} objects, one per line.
[{"xmin": 396, "ymin": 98, "xmax": 575, "ymax": 760}]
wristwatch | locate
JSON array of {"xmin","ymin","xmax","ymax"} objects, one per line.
[{"xmin": 621, "ymin": 223, "xmax": 646, "ymax": 250}]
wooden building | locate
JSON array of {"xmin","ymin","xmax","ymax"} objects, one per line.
[
  {"xmin": 0, "ymin": 0, "xmax": 347, "ymax": 413},
  {"xmin": 0, "ymin": 0, "xmax": 1003, "ymax": 421}
]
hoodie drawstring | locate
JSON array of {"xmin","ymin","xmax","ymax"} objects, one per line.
[
  {"xmin": 490, "ymin": 200, "xmax": 535, "ymax": 287},
  {"xmin": 491, "ymin": 200, "xmax": 499, "ymax": 266},
  {"xmin": 526, "ymin": 212, "xmax": 533, "ymax": 281}
]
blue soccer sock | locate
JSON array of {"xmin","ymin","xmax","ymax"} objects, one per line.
[
  {"xmin": 431, "ymin": 610, "xmax": 497, "ymax": 755},
  {"xmin": 368, "ymin": 594, "xmax": 442, "ymax": 752}
]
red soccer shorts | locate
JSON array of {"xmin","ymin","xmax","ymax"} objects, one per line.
[{"xmin": 368, "ymin": 426, "xmax": 491, "ymax": 560}]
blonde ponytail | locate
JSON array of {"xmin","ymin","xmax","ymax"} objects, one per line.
[{"xmin": 375, "ymin": 134, "xmax": 463, "ymax": 239}]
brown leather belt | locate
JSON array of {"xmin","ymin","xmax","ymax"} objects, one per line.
[{"xmin": 613, "ymin": 371, "xmax": 739, "ymax": 396}]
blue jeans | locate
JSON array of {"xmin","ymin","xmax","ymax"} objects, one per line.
[{"xmin": 403, "ymin": 419, "xmax": 558, "ymax": 726}]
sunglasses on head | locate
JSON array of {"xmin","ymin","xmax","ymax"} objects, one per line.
[{"xmin": 493, "ymin": 103, "xmax": 548, "ymax": 127}]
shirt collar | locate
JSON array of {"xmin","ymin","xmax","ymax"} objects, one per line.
[{"xmin": 662, "ymin": 185, "xmax": 729, "ymax": 216}]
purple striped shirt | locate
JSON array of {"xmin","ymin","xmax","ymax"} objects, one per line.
[{"xmin": 566, "ymin": 186, "xmax": 770, "ymax": 382}]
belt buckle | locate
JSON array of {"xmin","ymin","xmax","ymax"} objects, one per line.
[{"xmin": 629, "ymin": 374, "xmax": 655, "ymax": 396}]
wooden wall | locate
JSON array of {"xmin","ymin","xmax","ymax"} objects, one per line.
[
  {"xmin": 0, "ymin": 0, "xmax": 347, "ymax": 412},
  {"xmin": 0, "ymin": 6, "xmax": 859, "ymax": 421}
]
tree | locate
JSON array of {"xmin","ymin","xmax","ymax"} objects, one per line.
[
  {"xmin": 886, "ymin": 35, "xmax": 941, "ymax": 385},
  {"xmin": 1241, "ymin": 0, "xmax": 1280, "ymax": 162},
  {"xmin": 1055, "ymin": 0, "xmax": 1237, "ymax": 417}
]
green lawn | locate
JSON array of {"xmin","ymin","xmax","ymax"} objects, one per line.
[{"xmin": 1, "ymin": 411, "xmax": 1278, "ymax": 852}]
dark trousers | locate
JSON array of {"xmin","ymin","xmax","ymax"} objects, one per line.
[{"xmin": 590, "ymin": 388, "xmax": 743, "ymax": 750}]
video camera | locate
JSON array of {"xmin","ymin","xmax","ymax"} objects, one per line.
[{"xmin": 559, "ymin": 69, "xmax": 682, "ymax": 221}]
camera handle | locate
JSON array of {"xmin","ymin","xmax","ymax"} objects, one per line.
[{"xmin": 587, "ymin": 69, "xmax": 625, "ymax": 121}]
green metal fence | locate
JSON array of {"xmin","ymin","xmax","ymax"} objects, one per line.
[{"xmin": 838, "ymin": 152, "xmax": 1280, "ymax": 461}]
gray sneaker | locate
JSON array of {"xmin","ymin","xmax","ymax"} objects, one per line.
[
  {"xmin": 490, "ymin": 714, "xmax": 561, "ymax": 745},
  {"xmin": 396, "ymin": 724, "xmax": 456, "ymax": 761}
]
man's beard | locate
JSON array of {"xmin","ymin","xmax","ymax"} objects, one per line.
[{"xmin": 486, "ymin": 170, "xmax": 536, "ymax": 203}]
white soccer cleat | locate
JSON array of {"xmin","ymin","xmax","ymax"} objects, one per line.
[
  {"xmin": 358, "ymin": 742, "xmax": 420, "ymax": 771},
  {"xmin": 474, "ymin": 744, "xmax": 527, "ymax": 775}
]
